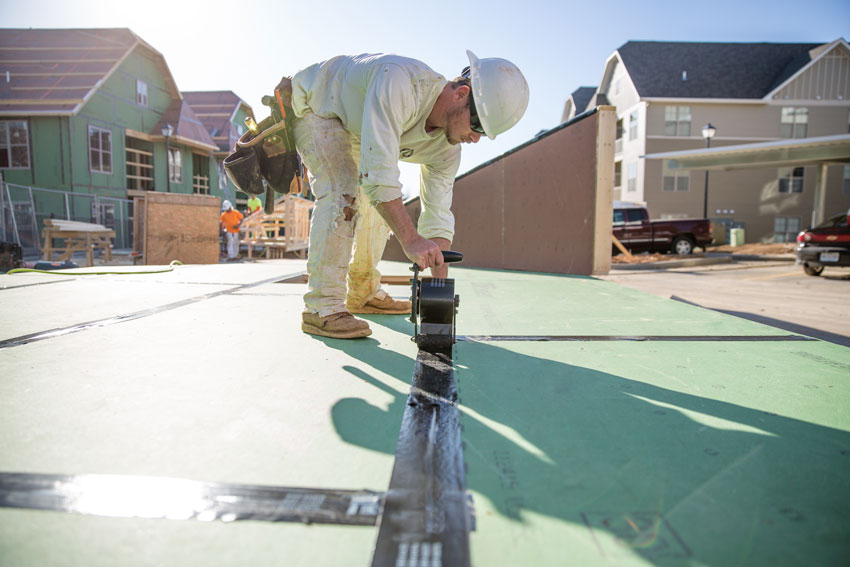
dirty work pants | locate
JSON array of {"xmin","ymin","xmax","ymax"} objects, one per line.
[
  {"xmin": 294, "ymin": 112, "xmax": 392, "ymax": 317},
  {"xmin": 225, "ymin": 232, "xmax": 239, "ymax": 259}
]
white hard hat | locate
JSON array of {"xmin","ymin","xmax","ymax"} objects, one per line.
[
  {"xmin": 222, "ymin": 200, "xmax": 232, "ymax": 210},
  {"xmin": 465, "ymin": 50, "xmax": 529, "ymax": 140}
]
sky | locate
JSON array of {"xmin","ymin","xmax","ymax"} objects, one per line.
[{"xmin": 2, "ymin": 0, "xmax": 848, "ymax": 198}]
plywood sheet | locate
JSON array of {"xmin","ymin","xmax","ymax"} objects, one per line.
[{"xmin": 144, "ymin": 193, "xmax": 220, "ymax": 265}]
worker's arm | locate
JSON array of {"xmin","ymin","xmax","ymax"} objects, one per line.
[
  {"xmin": 374, "ymin": 198, "xmax": 443, "ymax": 270},
  {"xmin": 429, "ymin": 237, "xmax": 451, "ymax": 278}
]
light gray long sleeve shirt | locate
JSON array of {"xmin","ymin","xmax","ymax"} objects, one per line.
[{"xmin": 291, "ymin": 53, "xmax": 460, "ymax": 241}]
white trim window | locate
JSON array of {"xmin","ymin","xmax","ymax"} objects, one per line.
[
  {"xmin": 626, "ymin": 163, "xmax": 637, "ymax": 192},
  {"xmin": 168, "ymin": 146, "xmax": 182, "ymax": 183},
  {"xmin": 0, "ymin": 120, "xmax": 31, "ymax": 169},
  {"xmin": 614, "ymin": 161, "xmax": 622, "ymax": 188},
  {"xmin": 629, "ymin": 110, "xmax": 639, "ymax": 141},
  {"xmin": 778, "ymin": 167, "xmax": 804, "ymax": 193},
  {"xmin": 774, "ymin": 216, "xmax": 801, "ymax": 243},
  {"xmin": 136, "ymin": 80, "xmax": 148, "ymax": 107},
  {"xmin": 88, "ymin": 125, "xmax": 112, "ymax": 174},
  {"xmin": 662, "ymin": 160, "xmax": 689, "ymax": 192},
  {"xmin": 780, "ymin": 107, "xmax": 807, "ymax": 138},
  {"xmin": 664, "ymin": 106, "xmax": 691, "ymax": 136}
]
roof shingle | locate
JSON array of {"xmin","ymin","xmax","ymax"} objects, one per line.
[{"xmin": 616, "ymin": 41, "xmax": 822, "ymax": 99}]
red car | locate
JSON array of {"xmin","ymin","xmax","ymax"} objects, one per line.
[{"xmin": 795, "ymin": 211, "xmax": 850, "ymax": 276}]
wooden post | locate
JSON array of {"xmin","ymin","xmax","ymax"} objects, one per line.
[{"xmin": 612, "ymin": 234, "xmax": 633, "ymax": 259}]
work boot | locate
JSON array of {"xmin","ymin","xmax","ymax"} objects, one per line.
[
  {"xmin": 347, "ymin": 294, "xmax": 411, "ymax": 315},
  {"xmin": 302, "ymin": 311, "xmax": 371, "ymax": 339}
]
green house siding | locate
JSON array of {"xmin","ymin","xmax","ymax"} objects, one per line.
[{"xmin": 228, "ymin": 105, "xmax": 253, "ymax": 203}]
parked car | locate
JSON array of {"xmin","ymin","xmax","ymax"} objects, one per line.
[
  {"xmin": 795, "ymin": 211, "xmax": 850, "ymax": 276},
  {"xmin": 612, "ymin": 201, "xmax": 713, "ymax": 255}
]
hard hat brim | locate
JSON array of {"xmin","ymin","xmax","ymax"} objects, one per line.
[{"xmin": 466, "ymin": 50, "xmax": 497, "ymax": 140}]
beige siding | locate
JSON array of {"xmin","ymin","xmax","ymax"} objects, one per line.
[{"xmin": 773, "ymin": 48, "xmax": 850, "ymax": 102}]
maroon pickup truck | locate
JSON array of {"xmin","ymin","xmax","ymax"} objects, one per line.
[{"xmin": 613, "ymin": 201, "xmax": 713, "ymax": 255}]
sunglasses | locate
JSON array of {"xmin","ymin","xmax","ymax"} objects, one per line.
[
  {"xmin": 468, "ymin": 91, "xmax": 485, "ymax": 135},
  {"xmin": 462, "ymin": 66, "xmax": 486, "ymax": 135}
]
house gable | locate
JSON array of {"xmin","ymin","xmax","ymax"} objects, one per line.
[
  {"xmin": 768, "ymin": 40, "xmax": 850, "ymax": 102},
  {"xmin": 562, "ymin": 86, "xmax": 596, "ymax": 122}
]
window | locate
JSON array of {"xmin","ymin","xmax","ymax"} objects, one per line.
[
  {"xmin": 613, "ymin": 209, "xmax": 625, "ymax": 225},
  {"xmin": 780, "ymin": 107, "xmax": 807, "ymax": 138},
  {"xmin": 89, "ymin": 126, "xmax": 112, "ymax": 174},
  {"xmin": 193, "ymin": 154, "xmax": 210, "ymax": 195},
  {"xmin": 664, "ymin": 106, "xmax": 691, "ymax": 136},
  {"xmin": 629, "ymin": 110, "xmax": 638, "ymax": 141},
  {"xmin": 136, "ymin": 80, "xmax": 148, "ymax": 107},
  {"xmin": 168, "ymin": 146, "xmax": 182, "ymax": 183},
  {"xmin": 614, "ymin": 161, "xmax": 622, "ymax": 187},
  {"xmin": 125, "ymin": 140, "xmax": 153, "ymax": 191},
  {"xmin": 844, "ymin": 165, "xmax": 850, "ymax": 195},
  {"xmin": 626, "ymin": 163, "xmax": 637, "ymax": 192},
  {"xmin": 0, "ymin": 120, "xmax": 30, "ymax": 169},
  {"xmin": 774, "ymin": 216, "xmax": 801, "ymax": 243},
  {"xmin": 778, "ymin": 167, "xmax": 804, "ymax": 193},
  {"xmin": 626, "ymin": 209, "xmax": 645, "ymax": 223},
  {"xmin": 662, "ymin": 160, "xmax": 689, "ymax": 192},
  {"xmin": 615, "ymin": 118, "xmax": 624, "ymax": 153}
]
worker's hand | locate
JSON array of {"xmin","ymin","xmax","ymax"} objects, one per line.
[{"xmin": 404, "ymin": 236, "xmax": 444, "ymax": 271}]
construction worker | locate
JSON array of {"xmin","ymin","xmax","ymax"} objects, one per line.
[
  {"xmin": 290, "ymin": 51, "xmax": 529, "ymax": 339},
  {"xmin": 219, "ymin": 200, "xmax": 243, "ymax": 261},
  {"xmin": 246, "ymin": 194, "xmax": 262, "ymax": 215}
]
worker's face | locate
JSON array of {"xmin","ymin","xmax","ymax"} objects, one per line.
[{"xmin": 445, "ymin": 86, "xmax": 483, "ymax": 146}]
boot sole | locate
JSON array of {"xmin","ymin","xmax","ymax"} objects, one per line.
[
  {"xmin": 301, "ymin": 322, "xmax": 372, "ymax": 339},
  {"xmin": 347, "ymin": 306, "xmax": 410, "ymax": 314}
]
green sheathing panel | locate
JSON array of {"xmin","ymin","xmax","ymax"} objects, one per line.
[
  {"xmin": 433, "ymin": 265, "xmax": 849, "ymax": 566},
  {"xmin": 453, "ymin": 267, "xmax": 792, "ymax": 337},
  {"xmin": 455, "ymin": 340, "xmax": 850, "ymax": 566},
  {"xmin": 0, "ymin": 261, "xmax": 847, "ymax": 566},
  {"xmin": 0, "ymin": 263, "xmax": 410, "ymax": 566},
  {"xmin": 30, "ymin": 116, "xmax": 69, "ymax": 189},
  {"xmin": 68, "ymin": 47, "xmax": 174, "ymax": 195}
]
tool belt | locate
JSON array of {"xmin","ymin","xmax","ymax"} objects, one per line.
[{"xmin": 223, "ymin": 77, "xmax": 303, "ymax": 208}]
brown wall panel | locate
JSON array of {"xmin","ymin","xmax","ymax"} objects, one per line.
[
  {"xmin": 143, "ymin": 193, "xmax": 220, "ymax": 265},
  {"xmin": 500, "ymin": 115, "xmax": 597, "ymax": 273},
  {"xmin": 384, "ymin": 108, "xmax": 614, "ymax": 275}
]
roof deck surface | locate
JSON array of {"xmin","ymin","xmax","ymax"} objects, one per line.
[{"xmin": 0, "ymin": 260, "xmax": 848, "ymax": 566}]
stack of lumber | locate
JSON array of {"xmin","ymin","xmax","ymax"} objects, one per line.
[{"xmin": 41, "ymin": 219, "xmax": 114, "ymax": 266}]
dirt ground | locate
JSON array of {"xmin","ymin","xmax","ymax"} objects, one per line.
[{"xmin": 611, "ymin": 242, "xmax": 796, "ymax": 264}]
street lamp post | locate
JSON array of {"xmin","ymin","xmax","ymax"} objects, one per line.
[
  {"xmin": 161, "ymin": 123, "xmax": 174, "ymax": 193},
  {"xmin": 701, "ymin": 123, "xmax": 716, "ymax": 219}
]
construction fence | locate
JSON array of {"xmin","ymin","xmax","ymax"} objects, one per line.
[{"xmin": 0, "ymin": 179, "xmax": 133, "ymax": 258}]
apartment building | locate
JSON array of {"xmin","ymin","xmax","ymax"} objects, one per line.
[{"xmin": 564, "ymin": 39, "xmax": 850, "ymax": 242}]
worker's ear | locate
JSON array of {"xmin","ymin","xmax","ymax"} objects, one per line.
[{"xmin": 454, "ymin": 84, "xmax": 471, "ymax": 103}]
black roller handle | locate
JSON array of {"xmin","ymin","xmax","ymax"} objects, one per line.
[
  {"xmin": 441, "ymin": 250, "xmax": 463, "ymax": 264},
  {"xmin": 410, "ymin": 250, "xmax": 464, "ymax": 272}
]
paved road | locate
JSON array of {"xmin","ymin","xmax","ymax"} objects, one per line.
[{"xmin": 600, "ymin": 260, "xmax": 850, "ymax": 347}]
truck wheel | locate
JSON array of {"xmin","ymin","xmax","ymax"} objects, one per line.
[
  {"xmin": 672, "ymin": 236, "xmax": 694, "ymax": 255},
  {"xmin": 803, "ymin": 264, "xmax": 824, "ymax": 276}
]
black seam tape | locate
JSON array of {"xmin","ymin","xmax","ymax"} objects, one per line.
[
  {"xmin": 458, "ymin": 335, "xmax": 815, "ymax": 342},
  {"xmin": 0, "ymin": 472, "xmax": 381, "ymax": 525},
  {"xmin": 0, "ymin": 272, "xmax": 302, "ymax": 350},
  {"xmin": 371, "ymin": 348, "xmax": 471, "ymax": 567}
]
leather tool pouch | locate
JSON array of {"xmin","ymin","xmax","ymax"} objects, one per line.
[{"xmin": 223, "ymin": 76, "xmax": 301, "ymax": 197}]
